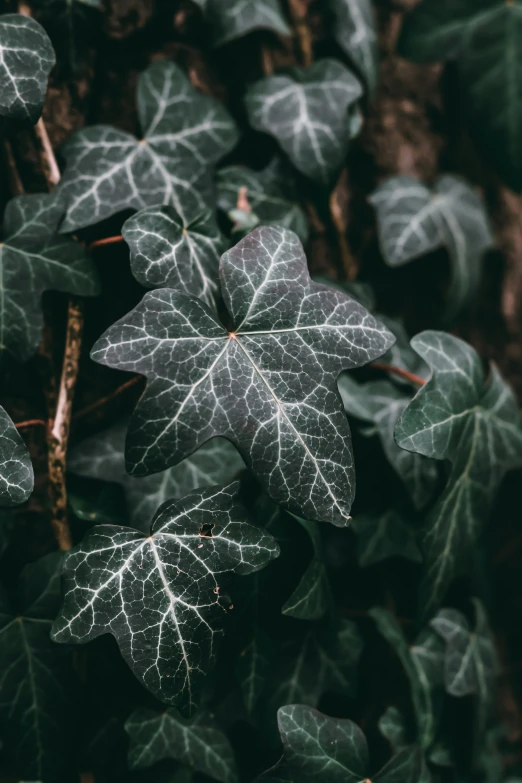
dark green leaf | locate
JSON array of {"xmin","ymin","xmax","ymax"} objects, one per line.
[
  {"xmin": 352, "ymin": 510, "xmax": 422, "ymax": 567},
  {"xmin": 58, "ymin": 61, "xmax": 239, "ymax": 232},
  {"xmin": 126, "ymin": 707, "xmax": 237, "ymax": 783},
  {"xmin": 329, "ymin": 0, "xmax": 378, "ymax": 94},
  {"xmin": 0, "ymin": 406, "xmax": 33, "ymax": 505},
  {"xmin": 206, "ymin": 0, "xmax": 290, "ymax": 46},
  {"xmin": 237, "ymin": 630, "xmax": 273, "ymax": 715},
  {"xmin": 32, "ymin": 0, "xmax": 102, "ymax": 74},
  {"xmin": 282, "ymin": 516, "xmax": 330, "ymax": 620},
  {"xmin": 379, "ymin": 706, "xmax": 408, "ymax": 753},
  {"xmin": 395, "ymin": 331, "xmax": 522, "ymax": 617},
  {"xmin": 91, "ymin": 226, "xmax": 394, "ymax": 526},
  {"xmin": 52, "ymin": 483, "xmax": 279, "ymax": 714},
  {"xmin": 245, "ymin": 60, "xmax": 362, "ymax": 186},
  {"xmin": 1, "ymin": 193, "xmax": 99, "ymax": 360}
]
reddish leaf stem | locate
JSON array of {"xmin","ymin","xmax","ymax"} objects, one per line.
[
  {"xmin": 371, "ymin": 362, "xmax": 426, "ymax": 387},
  {"xmin": 72, "ymin": 376, "xmax": 143, "ymax": 422},
  {"xmin": 15, "ymin": 419, "xmax": 47, "ymax": 430},
  {"xmin": 88, "ymin": 235, "xmax": 125, "ymax": 250}
]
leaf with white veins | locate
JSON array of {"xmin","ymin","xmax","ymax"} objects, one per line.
[
  {"xmin": 206, "ymin": 0, "xmax": 290, "ymax": 47},
  {"xmin": 0, "ymin": 406, "xmax": 34, "ymax": 506},
  {"xmin": 352, "ymin": 510, "xmax": 422, "ymax": 567},
  {"xmin": 329, "ymin": 0, "xmax": 379, "ymax": 94}
]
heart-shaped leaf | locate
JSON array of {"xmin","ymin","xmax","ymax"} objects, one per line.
[
  {"xmin": 395, "ymin": 331, "xmax": 522, "ymax": 618},
  {"xmin": 58, "ymin": 61, "xmax": 239, "ymax": 232},
  {"xmin": 206, "ymin": 0, "xmax": 290, "ymax": 46},
  {"xmin": 68, "ymin": 421, "xmax": 245, "ymax": 532},
  {"xmin": 0, "ymin": 406, "xmax": 34, "ymax": 506},
  {"xmin": 398, "ymin": 0, "xmax": 522, "ymax": 192},
  {"xmin": 91, "ymin": 226, "xmax": 394, "ymax": 526},
  {"xmin": 1, "ymin": 193, "xmax": 99, "ymax": 361},
  {"xmin": 370, "ymin": 175, "xmax": 493, "ymax": 320},
  {"xmin": 122, "ymin": 205, "xmax": 226, "ymax": 308},
  {"xmin": 245, "ymin": 60, "xmax": 362, "ymax": 186},
  {"xmin": 0, "ymin": 13, "xmax": 55, "ymax": 128},
  {"xmin": 52, "ymin": 482, "xmax": 279, "ymax": 713},
  {"xmin": 329, "ymin": 0, "xmax": 379, "ymax": 94},
  {"xmin": 352, "ymin": 510, "xmax": 422, "ymax": 568},
  {"xmin": 216, "ymin": 163, "xmax": 308, "ymax": 243},
  {"xmin": 281, "ymin": 515, "xmax": 329, "ymax": 620},
  {"xmin": 126, "ymin": 707, "xmax": 237, "ymax": 783}
]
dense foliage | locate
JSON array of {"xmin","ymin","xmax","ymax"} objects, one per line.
[{"xmin": 1, "ymin": 1, "xmax": 522, "ymax": 782}]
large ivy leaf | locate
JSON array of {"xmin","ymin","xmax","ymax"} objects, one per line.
[
  {"xmin": 1, "ymin": 193, "xmax": 99, "ymax": 360},
  {"xmin": 339, "ymin": 375, "xmax": 438, "ymax": 509},
  {"xmin": 398, "ymin": 0, "xmax": 522, "ymax": 192},
  {"xmin": 281, "ymin": 515, "xmax": 329, "ymax": 620},
  {"xmin": 216, "ymin": 163, "xmax": 308, "ymax": 243},
  {"xmin": 370, "ymin": 176, "xmax": 493, "ymax": 320},
  {"xmin": 329, "ymin": 0, "xmax": 379, "ymax": 94},
  {"xmin": 52, "ymin": 482, "xmax": 279, "ymax": 714},
  {"xmin": 68, "ymin": 421, "xmax": 245, "ymax": 533},
  {"xmin": 126, "ymin": 707, "xmax": 237, "ymax": 783},
  {"xmin": 58, "ymin": 61, "xmax": 239, "ymax": 232},
  {"xmin": 122, "ymin": 205, "xmax": 226, "ymax": 308},
  {"xmin": 0, "ymin": 406, "xmax": 34, "ymax": 506},
  {"xmin": 91, "ymin": 226, "xmax": 394, "ymax": 526},
  {"xmin": 370, "ymin": 607, "xmax": 444, "ymax": 749},
  {"xmin": 395, "ymin": 331, "xmax": 522, "ymax": 618},
  {"xmin": 352, "ymin": 510, "xmax": 422, "ymax": 568},
  {"xmin": 0, "ymin": 553, "xmax": 75, "ymax": 781},
  {"xmin": 245, "ymin": 60, "xmax": 363, "ymax": 186},
  {"xmin": 206, "ymin": 0, "xmax": 290, "ymax": 47},
  {"xmin": 0, "ymin": 14, "xmax": 55, "ymax": 128}
]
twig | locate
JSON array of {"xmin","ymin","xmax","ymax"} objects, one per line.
[
  {"xmin": 73, "ymin": 375, "xmax": 143, "ymax": 422},
  {"xmin": 329, "ymin": 173, "xmax": 358, "ymax": 280},
  {"xmin": 287, "ymin": 0, "xmax": 313, "ymax": 67},
  {"xmin": 15, "ymin": 419, "xmax": 47, "ymax": 430},
  {"xmin": 34, "ymin": 117, "xmax": 61, "ymax": 187},
  {"xmin": 371, "ymin": 362, "xmax": 426, "ymax": 387},
  {"xmin": 87, "ymin": 234, "xmax": 125, "ymax": 251}
]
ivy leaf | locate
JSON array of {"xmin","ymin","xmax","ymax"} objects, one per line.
[
  {"xmin": 58, "ymin": 61, "xmax": 239, "ymax": 232},
  {"xmin": 68, "ymin": 421, "xmax": 245, "ymax": 533},
  {"xmin": 0, "ymin": 406, "xmax": 34, "ymax": 506},
  {"xmin": 352, "ymin": 510, "xmax": 422, "ymax": 567},
  {"xmin": 339, "ymin": 375, "xmax": 438, "ymax": 509},
  {"xmin": 282, "ymin": 516, "xmax": 330, "ymax": 620},
  {"xmin": 122, "ymin": 205, "xmax": 226, "ymax": 308},
  {"xmin": 206, "ymin": 0, "xmax": 290, "ymax": 47},
  {"xmin": 0, "ymin": 14, "xmax": 55, "ymax": 128},
  {"xmin": 370, "ymin": 607, "xmax": 444, "ymax": 749},
  {"xmin": 370, "ymin": 175, "xmax": 493, "ymax": 320},
  {"xmin": 31, "ymin": 0, "xmax": 102, "ymax": 74},
  {"xmin": 379, "ymin": 706, "xmax": 408, "ymax": 753},
  {"xmin": 398, "ymin": 0, "xmax": 522, "ymax": 192},
  {"xmin": 0, "ymin": 553, "xmax": 76, "ymax": 781},
  {"xmin": 52, "ymin": 482, "xmax": 279, "ymax": 714},
  {"xmin": 237, "ymin": 630, "xmax": 273, "ymax": 716},
  {"xmin": 91, "ymin": 226, "xmax": 394, "ymax": 526},
  {"xmin": 245, "ymin": 60, "xmax": 363, "ymax": 186},
  {"xmin": 329, "ymin": 0, "xmax": 379, "ymax": 94},
  {"xmin": 216, "ymin": 163, "xmax": 309, "ymax": 243},
  {"xmin": 126, "ymin": 707, "xmax": 237, "ymax": 783},
  {"xmin": 1, "ymin": 193, "xmax": 99, "ymax": 360},
  {"xmin": 395, "ymin": 331, "xmax": 522, "ymax": 618}
]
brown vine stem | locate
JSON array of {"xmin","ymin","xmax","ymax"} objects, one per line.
[
  {"xmin": 73, "ymin": 375, "xmax": 143, "ymax": 422},
  {"xmin": 329, "ymin": 171, "xmax": 358, "ymax": 280},
  {"xmin": 15, "ymin": 419, "xmax": 47, "ymax": 430},
  {"xmin": 371, "ymin": 362, "xmax": 426, "ymax": 387},
  {"xmin": 287, "ymin": 0, "xmax": 313, "ymax": 68},
  {"xmin": 88, "ymin": 234, "xmax": 124, "ymax": 250}
]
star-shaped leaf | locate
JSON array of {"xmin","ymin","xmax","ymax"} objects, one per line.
[
  {"xmin": 352, "ymin": 510, "xmax": 422, "ymax": 567},
  {"xmin": 329, "ymin": 0, "xmax": 379, "ymax": 94},
  {"xmin": 0, "ymin": 192, "xmax": 99, "ymax": 360},
  {"xmin": 370, "ymin": 607, "xmax": 444, "ymax": 749},
  {"xmin": 0, "ymin": 406, "xmax": 34, "ymax": 506},
  {"xmin": 0, "ymin": 553, "xmax": 76, "ymax": 781},
  {"xmin": 395, "ymin": 331, "xmax": 522, "ymax": 618},
  {"xmin": 91, "ymin": 226, "xmax": 394, "ymax": 526},
  {"xmin": 58, "ymin": 60, "xmax": 239, "ymax": 233},
  {"xmin": 281, "ymin": 515, "xmax": 330, "ymax": 620},
  {"xmin": 261, "ymin": 704, "xmax": 422, "ymax": 783},
  {"xmin": 339, "ymin": 375, "xmax": 438, "ymax": 509},
  {"xmin": 126, "ymin": 707, "xmax": 237, "ymax": 783},
  {"xmin": 52, "ymin": 482, "xmax": 279, "ymax": 714},
  {"xmin": 398, "ymin": 0, "xmax": 522, "ymax": 192},
  {"xmin": 370, "ymin": 175, "xmax": 493, "ymax": 320},
  {"xmin": 216, "ymin": 163, "xmax": 308, "ymax": 243},
  {"xmin": 245, "ymin": 60, "xmax": 363, "ymax": 186},
  {"xmin": 0, "ymin": 13, "xmax": 55, "ymax": 128},
  {"xmin": 206, "ymin": 0, "xmax": 290, "ymax": 47},
  {"xmin": 68, "ymin": 421, "xmax": 245, "ymax": 533},
  {"xmin": 122, "ymin": 205, "xmax": 226, "ymax": 308}
]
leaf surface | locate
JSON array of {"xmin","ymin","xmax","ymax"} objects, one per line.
[
  {"xmin": 52, "ymin": 482, "xmax": 279, "ymax": 713},
  {"xmin": 352, "ymin": 510, "xmax": 422, "ymax": 567},
  {"xmin": 281, "ymin": 515, "xmax": 329, "ymax": 620},
  {"xmin": 0, "ymin": 406, "xmax": 34, "ymax": 505},
  {"xmin": 206, "ymin": 0, "xmax": 290, "ymax": 46},
  {"xmin": 329, "ymin": 0, "xmax": 378, "ymax": 94},
  {"xmin": 91, "ymin": 226, "xmax": 394, "ymax": 525},
  {"xmin": 237, "ymin": 630, "xmax": 273, "ymax": 715}
]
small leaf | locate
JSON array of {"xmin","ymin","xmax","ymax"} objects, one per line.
[
  {"xmin": 395, "ymin": 331, "xmax": 522, "ymax": 617},
  {"xmin": 58, "ymin": 61, "xmax": 239, "ymax": 232},
  {"xmin": 0, "ymin": 407, "xmax": 34, "ymax": 506},
  {"xmin": 68, "ymin": 421, "xmax": 245, "ymax": 532},
  {"xmin": 329, "ymin": 0, "xmax": 379, "ymax": 94},
  {"xmin": 52, "ymin": 482, "xmax": 279, "ymax": 714},
  {"xmin": 282, "ymin": 515, "xmax": 330, "ymax": 620},
  {"xmin": 236, "ymin": 631, "xmax": 273, "ymax": 715},
  {"xmin": 216, "ymin": 163, "xmax": 308, "ymax": 243},
  {"xmin": 370, "ymin": 175, "xmax": 493, "ymax": 320},
  {"xmin": 32, "ymin": 0, "xmax": 102, "ymax": 74},
  {"xmin": 1, "ymin": 193, "xmax": 99, "ymax": 360},
  {"xmin": 206, "ymin": 0, "xmax": 290, "ymax": 47},
  {"xmin": 91, "ymin": 226, "xmax": 394, "ymax": 526},
  {"xmin": 126, "ymin": 707, "xmax": 237, "ymax": 783},
  {"xmin": 123, "ymin": 205, "xmax": 226, "ymax": 308},
  {"xmin": 352, "ymin": 510, "xmax": 422, "ymax": 567},
  {"xmin": 0, "ymin": 13, "xmax": 55, "ymax": 127},
  {"xmin": 245, "ymin": 60, "xmax": 362, "ymax": 186},
  {"xmin": 379, "ymin": 706, "xmax": 408, "ymax": 753}
]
